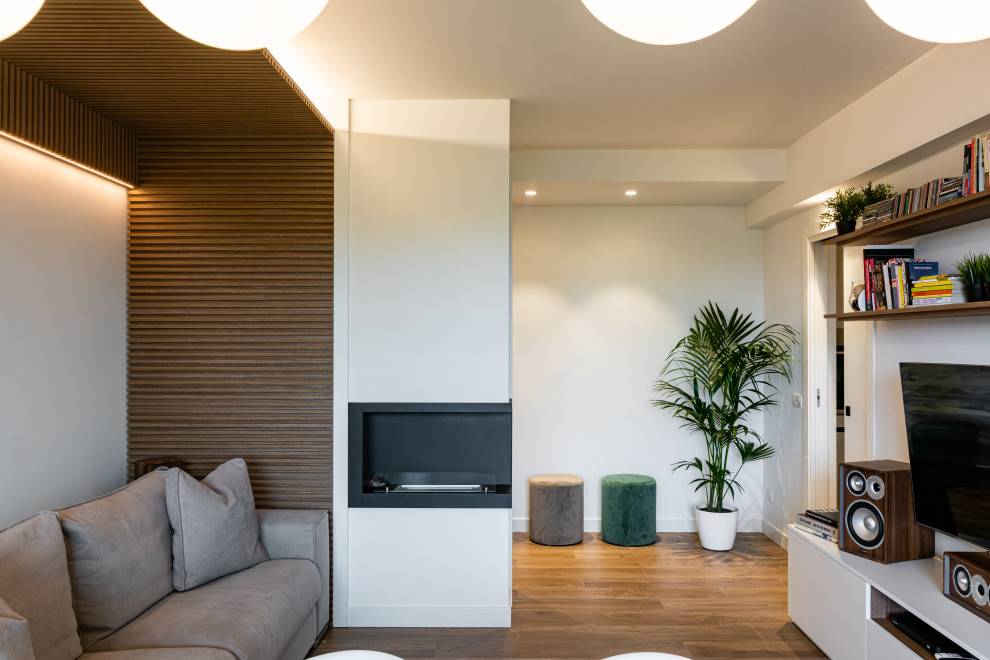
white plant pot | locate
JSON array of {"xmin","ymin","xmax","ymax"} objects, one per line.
[{"xmin": 696, "ymin": 504, "xmax": 739, "ymax": 551}]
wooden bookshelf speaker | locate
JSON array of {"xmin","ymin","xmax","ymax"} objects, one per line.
[
  {"xmin": 944, "ymin": 552, "xmax": 990, "ymax": 623},
  {"xmin": 838, "ymin": 460, "xmax": 934, "ymax": 564}
]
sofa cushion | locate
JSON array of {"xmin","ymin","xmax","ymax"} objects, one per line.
[
  {"xmin": 0, "ymin": 512, "xmax": 82, "ymax": 660},
  {"xmin": 87, "ymin": 558, "xmax": 320, "ymax": 660},
  {"xmin": 166, "ymin": 458, "xmax": 268, "ymax": 591},
  {"xmin": 0, "ymin": 594, "xmax": 36, "ymax": 660},
  {"xmin": 58, "ymin": 470, "xmax": 173, "ymax": 649},
  {"xmin": 80, "ymin": 649, "xmax": 235, "ymax": 660}
]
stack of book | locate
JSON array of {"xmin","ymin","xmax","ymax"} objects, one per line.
[
  {"xmin": 863, "ymin": 245, "xmax": 915, "ymax": 311},
  {"xmin": 861, "ymin": 197, "xmax": 896, "ymax": 227},
  {"xmin": 796, "ymin": 509, "xmax": 838, "ymax": 543},
  {"xmin": 910, "ymin": 274, "xmax": 964, "ymax": 306}
]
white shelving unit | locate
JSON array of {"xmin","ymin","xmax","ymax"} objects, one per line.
[{"xmin": 788, "ymin": 525, "xmax": 990, "ymax": 660}]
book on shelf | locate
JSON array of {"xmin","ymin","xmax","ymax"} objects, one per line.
[
  {"xmin": 964, "ymin": 134, "xmax": 990, "ymax": 196},
  {"xmin": 795, "ymin": 521, "xmax": 838, "ymax": 543},
  {"xmin": 797, "ymin": 513, "xmax": 838, "ymax": 535},
  {"xmin": 862, "ymin": 246, "xmax": 915, "ymax": 311},
  {"xmin": 804, "ymin": 509, "xmax": 839, "ymax": 527}
]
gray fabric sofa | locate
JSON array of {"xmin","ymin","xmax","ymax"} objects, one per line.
[{"xmin": 0, "ymin": 469, "xmax": 329, "ymax": 660}]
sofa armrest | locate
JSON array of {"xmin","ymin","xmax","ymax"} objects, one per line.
[{"xmin": 256, "ymin": 509, "xmax": 329, "ymax": 632}]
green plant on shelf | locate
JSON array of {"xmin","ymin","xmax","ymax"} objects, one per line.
[
  {"xmin": 817, "ymin": 181, "xmax": 896, "ymax": 229},
  {"xmin": 818, "ymin": 187, "xmax": 864, "ymax": 229},
  {"xmin": 861, "ymin": 181, "xmax": 896, "ymax": 206},
  {"xmin": 954, "ymin": 252, "xmax": 989, "ymax": 285}
]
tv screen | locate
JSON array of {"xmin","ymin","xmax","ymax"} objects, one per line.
[{"xmin": 900, "ymin": 362, "xmax": 990, "ymax": 552}]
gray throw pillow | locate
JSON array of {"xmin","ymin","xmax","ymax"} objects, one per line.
[
  {"xmin": 0, "ymin": 595, "xmax": 35, "ymax": 660},
  {"xmin": 165, "ymin": 458, "xmax": 269, "ymax": 591}
]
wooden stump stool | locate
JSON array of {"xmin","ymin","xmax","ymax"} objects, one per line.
[
  {"xmin": 601, "ymin": 474, "xmax": 656, "ymax": 546},
  {"xmin": 529, "ymin": 474, "xmax": 584, "ymax": 545}
]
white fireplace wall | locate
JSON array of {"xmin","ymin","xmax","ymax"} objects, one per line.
[
  {"xmin": 343, "ymin": 98, "xmax": 512, "ymax": 628},
  {"xmin": 347, "ymin": 99, "xmax": 511, "ymax": 403}
]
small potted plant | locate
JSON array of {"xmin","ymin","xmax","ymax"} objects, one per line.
[
  {"xmin": 861, "ymin": 181, "xmax": 897, "ymax": 207},
  {"xmin": 652, "ymin": 303, "xmax": 797, "ymax": 551},
  {"xmin": 818, "ymin": 182, "xmax": 896, "ymax": 235},
  {"xmin": 955, "ymin": 252, "xmax": 988, "ymax": 303},
  {"xmin": 978, "ymin": 252, "xmax": 990, "ymax": 300},
  {"xmin": 819, "ymin": 187, "xmax": 866, "ymax": 235}
]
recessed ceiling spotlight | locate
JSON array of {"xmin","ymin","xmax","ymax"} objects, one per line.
[
  {"xmin": 625, "ymin": 190, "xmax": 638, "ymax": 196},
  {"xmin": 525, "ymin": 190, "xmax": 537, "ymax": 196}
]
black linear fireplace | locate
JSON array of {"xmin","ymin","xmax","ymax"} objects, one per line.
[{"xmin": 348, "ymin": 402, "xmax": 512, "ymax": 508}]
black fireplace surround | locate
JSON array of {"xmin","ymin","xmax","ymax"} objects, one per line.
[{"xmin": 348, "ymin": 402, "xmax": 512, "ymax": 508}]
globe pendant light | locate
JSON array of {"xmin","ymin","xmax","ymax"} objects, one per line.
[
  {"xmin": 139, "ymin": 0, "xmax": 329, "ymax": 51},
  {"xmin": 580, "ymin": 0, "xmax": 758, "ymax": 46},
  {"xmin": 0, "ymin": 0, "xmax": 45, "ymax": 41},
  {"xmin": 865, "ymin": 0, "xmax": 990, "ymax": 43}
]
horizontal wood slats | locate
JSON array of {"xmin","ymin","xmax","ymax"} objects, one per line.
[
  {"xmin": 127, "ymin": 138, "xmax": 333, "ymax": 511},
  {"xmin": 0, "ymin": 58, "xmax": 138, "ymax": 184},
  {"xmin": 0, "ymin": 0, "xmax": 331, "ymax": 138}
]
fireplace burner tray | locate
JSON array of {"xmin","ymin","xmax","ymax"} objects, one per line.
[{"xmin": 382, "ymin": 471, "xmax": 496, "ymax": 494}]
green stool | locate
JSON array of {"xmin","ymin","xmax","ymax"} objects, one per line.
[{"xmin": 601, "ymin": 474, "xmax": 657, "ymax": 546}]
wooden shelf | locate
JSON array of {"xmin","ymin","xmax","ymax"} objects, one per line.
[
  {"xmin": 823, "ymin": 189, "xmax": 990, "ymax": 248},
  {"xmin": 827, "ymin": 300, "xmax": 990, "ymax": 321},
  {"xmin": 825, "ymin": 188, "xmax": 990, "ymax": 320}
]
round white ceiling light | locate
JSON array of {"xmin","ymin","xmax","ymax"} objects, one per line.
[
  {"xmin": 0, "ymin": 0, "xmax": 45, "ymax": 41},
  {"xmin": 139, "ymin": 0, "xmax": 329, "ymax": 51},
  {"xmin": 864, "ymin": 0, "xmax": 990, "ymax": 43},
  {"xmin": 580, "ymin": 0, "xmax": 758, "ymax": 46}
]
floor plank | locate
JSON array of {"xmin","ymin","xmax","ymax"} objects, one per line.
[{"xmin": 311, "ymin": 532, "xmax": 825, "ymax": 659}]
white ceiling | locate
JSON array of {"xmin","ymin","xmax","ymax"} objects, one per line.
[{"xmin": 278, "ymin": 0, "xmax": 935, "ymax": 205}]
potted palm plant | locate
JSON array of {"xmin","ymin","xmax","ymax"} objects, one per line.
[{"xmin": 652, "ymin": 302, "xmax": 797, "ymax": 551}]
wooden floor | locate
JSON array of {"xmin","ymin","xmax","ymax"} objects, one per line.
[{"xmin": 311, "ymin": 532, "xmax": 826, "ymax": 659}]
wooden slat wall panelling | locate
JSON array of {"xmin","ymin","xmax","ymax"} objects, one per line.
[
  {"xmin": 0, "ymin": 58, "xmax": 138, "ymax": 185},
  {"xmin": 127, "ymin": 137, "xmax": 333, "ymax": 511}
]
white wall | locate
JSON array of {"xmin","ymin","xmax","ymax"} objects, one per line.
[
  {"xmin": 760, "ymin": 210, "xmax": 811, "ymax": 544},
  {"xmin": 348, "ymin": 99, "xmax": 511, "ymax": 403},
  {"xmin": 0, "ymin": 137, "xmax": 128, "ymax": 528},
  {"xmin": 513, "ymin": 205, "xmax": 766, "ymax": 532}
]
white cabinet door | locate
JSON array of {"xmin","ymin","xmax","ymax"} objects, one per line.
[{"xmin": 788, "ymin": 530, "xmax": 869, "ymax": 660}]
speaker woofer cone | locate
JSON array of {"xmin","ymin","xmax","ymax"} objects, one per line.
[
  {"xmin": 845, "ymin": 500, "xmax": 884, "ymax": 549},
  {"xmin": 954, "ymin": 564, "xmax": 973, "ymax": 597},
  {"xmin": 846, "ymin": 470, "xmax": 867, "ymax": 496}
]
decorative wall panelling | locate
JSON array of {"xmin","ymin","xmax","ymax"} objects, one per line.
[
  {"xmin": 0, "ymin": 0, "xmax": 330, "ymax": 139},
  {"xmin": 0, "ymin": 58, "xmax": 138, "ymax": 184},
  {"xmin": 127, "ymin": 138, "xmax": 334, "ymax": 510},
  {"xmin": 0, "ymin": 0, "xmax": 334, "ymax": 511}
]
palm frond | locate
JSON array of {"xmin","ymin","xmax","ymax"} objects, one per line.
[{"xmin": 652, "ymin": 301, "xmax": 797, "ymax": 511}]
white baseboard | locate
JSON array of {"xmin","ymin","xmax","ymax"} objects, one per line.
[
  {"xmin": 512, "ymin": 516, "xmax": 706, "ymax": 533},
  {"xmin": 762, "ymin": 520, "xmax": 788, "ymax": 549},
  {"xmin": 347, "ymin": 606, "xmax": 510, "ymax": 628}
]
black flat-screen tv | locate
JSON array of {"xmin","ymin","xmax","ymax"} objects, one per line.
[{"xmin": 900, "ymin": 362, "xmax": 990, "ymax": 552}]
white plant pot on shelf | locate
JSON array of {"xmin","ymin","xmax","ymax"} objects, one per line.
[{"xmin": 696, "ymin": 504, "xmax": 739, "ymax": 551}]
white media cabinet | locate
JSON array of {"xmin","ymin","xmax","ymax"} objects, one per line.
[{"xmin": 788, "ymin": 525, "xmax": 990, "ymax": 660}]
